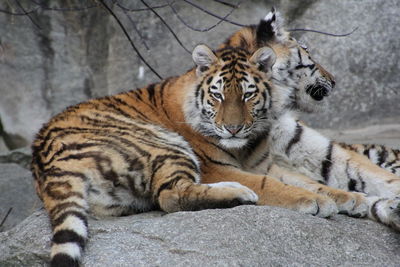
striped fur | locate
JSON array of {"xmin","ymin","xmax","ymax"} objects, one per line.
[
  {"xmin": 31, "ymin": 10, "xmax": 400, "ymax": 266},
  {"xmin": 216, "ymin": 9, "xmax": 400, "ymax": 228},
  {"xmin": 221, "ymin": 8, "xmax": 400, "ymax": 179},
  {"xmin": 338, "ymin": 143, "xmax": 400, "ymax": 176}
]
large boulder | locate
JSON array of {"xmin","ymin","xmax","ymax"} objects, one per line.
[
  {"xmin": 1, "ymin": 206, "xmax": 399, "ymax": 266},
  {"xmin": 0, "ymin": 0, "xmax": 399, "ymax": 147}
]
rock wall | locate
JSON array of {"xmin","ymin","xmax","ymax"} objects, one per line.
[{"xmin": 0, "ymin": 0, "xmax": 399, "ymax": 150}]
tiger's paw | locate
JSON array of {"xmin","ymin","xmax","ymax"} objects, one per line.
[
  {"xmin": 294, "ymin": 194, "xmax": 338, "ymax": 218},
  {"xmin": 369, "ymin": 197, "xmax": 400, "ymax": 231},
  {"xmin": 330, "ymin": 191, "xmax": 368, "ymax": 218},
  {"xmin": 208, "ymin": 182, "xmax": 259, "ymax": 205}
]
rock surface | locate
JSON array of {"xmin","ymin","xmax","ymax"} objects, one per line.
[
  {"xmin": 0, "ymin": 163, "xmax": 41, "ymax": 232},
  {"xmin": 1, "ymin": 206, "xmax": 400, "ymax": 267},
  {"xmin": 0, "ymin": 0, "xmax": 399, "ymax": 148}
]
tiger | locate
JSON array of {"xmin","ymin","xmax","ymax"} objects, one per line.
[
  {"xmin": 31, "ymin": 10, "xmax": 400, "ymax": 267},
  {"xmin": 221, "ymin": 8, "xmax": 400, "ymax": 176}
]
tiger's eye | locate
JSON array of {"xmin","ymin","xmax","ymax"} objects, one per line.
[
  {"xmin": 243, "ymin": 92, "xmax": 254, "ymax": 100},
  {"xmin": 212, "ymin": 92, "xmax": 223, "ymax": 101}
]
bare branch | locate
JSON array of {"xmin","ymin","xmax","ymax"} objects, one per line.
[
  {"xmin": 288, "ymin": 27, "xmax": 359, "ymax": 37},
  {"xmin": 15, "ymin": 0, "xmax": 41, "ymax": 29},
  {"xmin": 167, "ymin": 0, "xmax": 242, "ymax": 32},
  {"xmin": 0, "ymin": 207, "xmax": 12, "ymax": 229},
  {"xmin": 98, "ymin": 0, "xmax": 163, "ymax": 80},
  {"xmin": 116, "ymin": 2, "xmax": 170, "ymax": 12},
  {"xmin": 119, "ymin": 5, "xmax": 150, "ymax": 50},
  {"xmin": 140, "ymin": 0, "xmax": 190, "ymax": 54},
  {"xmin": 0, "ymin": 6, "xmax": 39, "ymax": 15},
  {"xmin": 212, "ymin": 0, "xmax": 239, "ymax": 8}
]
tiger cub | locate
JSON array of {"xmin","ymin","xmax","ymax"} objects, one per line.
[
  {"xmin": 221, "ymin": 8, "xmax": 400, "ymax": 176},
  {"xmin": 31, "ymin": 11, "xmax": 399, "ymax": 267}
]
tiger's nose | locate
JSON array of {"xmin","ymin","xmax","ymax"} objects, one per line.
[{"xmin": 225, "ymin": 124, "xmax": 243, "ymax": 135}]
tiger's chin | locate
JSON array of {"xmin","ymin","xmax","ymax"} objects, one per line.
[{"xmin": 219, "ymin": 137, "xmax": 248, "ymax": 149}]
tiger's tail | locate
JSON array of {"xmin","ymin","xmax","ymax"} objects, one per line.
[{"xmin": 37, "ymin": 171, "xmax": 89, "ymax": 267}]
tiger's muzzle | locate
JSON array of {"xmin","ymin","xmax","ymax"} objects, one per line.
[{"xmin": 306, "ymin": 80, "xmax": 335, "ymax": 101}]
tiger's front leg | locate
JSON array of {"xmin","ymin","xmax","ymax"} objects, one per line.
[
  {"xmin": 201, "ymin": 165, "xmax": 338, "ymax": 218},
  {"xmin": 267, "ymin": 164, "xmax": 368, "ymax": 217}
]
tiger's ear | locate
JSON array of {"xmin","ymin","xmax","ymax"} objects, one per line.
[
  {"xmin": 256, "ymin": 7, "xmax": 289, "ymax": 45},
  {"xmin": 192, "ymin": 44, "xmax": 218, "ymax": 76},
  {"xmin": 250, "ymin": 47, "xmax": 276, "ymax": 73}
]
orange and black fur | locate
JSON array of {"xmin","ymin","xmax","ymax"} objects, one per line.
[
  {"xmin": 221, "ymin": 9, "xmax": 400, "ymax": 176},
  {"xmin": 31, "ymin": 10, "xmax": 400, "ymax": 266}
]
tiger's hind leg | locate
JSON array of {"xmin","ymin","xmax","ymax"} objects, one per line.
[{"xmin": 338, "ymin": 143, "xmax": 400, "ymax": 177}]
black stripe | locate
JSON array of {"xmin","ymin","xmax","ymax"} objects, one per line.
[
  {"xmin": 285, "ymin": 122, "xmax": 303, "ymax": 155},
  {"xmin": 165, "ymin": 170, "xmax": 196, "ymax": 182},
  {"xmin": 49, "ymin": 202, "xmax": 86, "ymax": 218},
  {"xmin": 295, "ymin": 64, "xmax": 315, "ymax": 70},
  {"xmin": 251, "ymin": 151, "xmax": 270, "ymax": 169},
  {"xmin": 256, "ymin": 19, "xmax": 274, "ymax": 45},
  {"xmin": 51, "ymin": 253, "xmax": 79, "ymax": 267},
  {"xmin": 261, "ymin": 176, "xmax": 267, "ymax": 189},
  {"xmin": 112, "ymin": 96, "xmax": 151, "ymax": 121},
  {"xmin": 52, "ymin": 211, "xmax": 88, "ymax": 228},
  {"xmin": 321, "ymin": 142, "xmax": 333, "ymax": 182},
  {"xmin": 53, "ymin": 229, "xmax": 86, "ymax": 249},
  {"xmin": 156, "ymin": 176, "xmax": 184, "ymax": 197},
  {"xmin": 150, "ymin": 155, "xmax": 193, "ymax": 188},
  {"xmin": 200, "ymin": 150, "xmax": 237, "ymax": 168},
  {"xmin": 348, "ymin": 179, "xmax": 357, "ymax": 191},
  {"xmin": 102, "ymin": 100, "xmax": 132, "ymax": 119},
  {"xmin": 147, "ymin": 83, "xmax": 157, "ymax": 105},
  {"xmin": 159, "ymin": 78, "xmax": 173, "ymax": 121},
  {"xmin": 370, "ymin": 199, "xmax": 385, "ymax": 223},
  {"xmin": 297, "ymin": 48, "xmax": 302, "ymax": 64},
  {"xmin": 377, "ymin": 148, "xmax": 389, "ymax": 166}
]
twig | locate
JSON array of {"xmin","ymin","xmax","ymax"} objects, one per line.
[
  {"xmin": 0, "ymin": 6, "xmax": 39, "ymax": 15},
  {"xmin": 98, "ymin": 0, "xmax": 163, "ymax": 80},
  {"xmin": 15, "ymin": 0, "xmax": 41, "ymax": 29},
  {"xmin": 140, "ymin": 0, "xmax": 190, "ymax": 54},
  {"xmin": 0, "ymin": 208, "xmax": 12, "ymax": 229},
  {"xmin": 116, "ymin": 2, "xmax": 170, "ymax": 12},
  {"xmin": 167, "ymin": 0, "xmax": 242, "ymax": 32},
  {"xmin": 288, "ymin": 27, "xmax": 359, "ymax": 37},
  {"xmin": 118, "ymin": 5, "xmax": 150, "ymax": 50},
  {"xmin": 212, "ymin": 0, "xmax": 239, "ymax": 8}
]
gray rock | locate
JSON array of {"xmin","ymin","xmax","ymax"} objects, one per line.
[
  {"xmin": 0, "ymin": 147, "xmax": 32, "ymax": 170},
  {"xmin": 0, "ymin": 163, "xmax": 41, "ymax": 232},
  {"xmin": 291, "ymin": 0, "xmax": 400, "ymax": 129},
  {"xmin": 1, "ymin": 206, "xmax": 399, "ymax": 267},
  {"xmin": 0, "ymin": 1, "xmax": 399, "ymax": 147}
]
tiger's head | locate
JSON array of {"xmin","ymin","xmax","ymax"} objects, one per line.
[
  {"xmin": 221, "ymin": 8, "xmax": 335, "ymax": 113},
  {"xmin": 185, "ymin": 44, "xmax": 287, "ymax": 149}
]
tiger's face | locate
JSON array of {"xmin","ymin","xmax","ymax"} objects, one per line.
[
  {"xmin": 186, "ymin": 45, "xmax": 284, "ymax": 149},
  {"xmin": 221, "ymin": 9, "xmax": 335, "ymax": 113}
]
